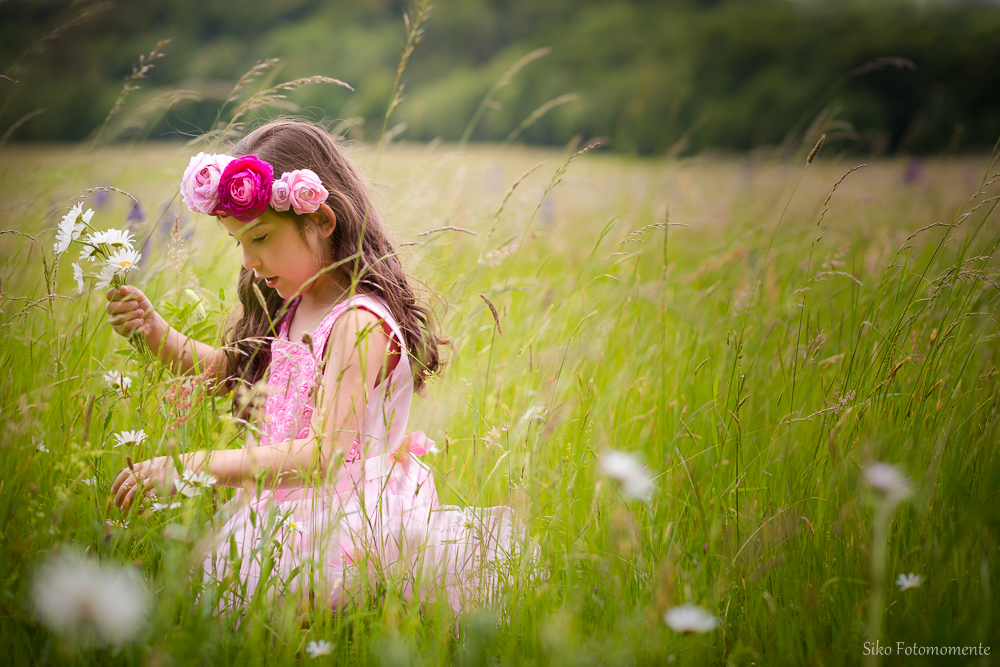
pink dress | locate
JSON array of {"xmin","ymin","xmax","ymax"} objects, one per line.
[{"xmin": 202, "ymin": 294, "xmax": 528, "ymax": 613}]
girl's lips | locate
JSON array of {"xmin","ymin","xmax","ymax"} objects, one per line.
[{"xmin": 264, "ymin": 276, "xmax": 278, "ymax": 288}]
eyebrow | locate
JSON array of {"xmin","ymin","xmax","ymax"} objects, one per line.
[{"xmin": 228, "ymin": 221, "xmax": 266, "ymax": 238}]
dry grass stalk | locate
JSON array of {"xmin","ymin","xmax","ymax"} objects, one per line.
[
  {"xmin": 907, "ymin": 214, "xmax": 968, "ymax": 241},
  {"xmin": 616, "ymin": 221, "xmax": 688, "ymax": 250},
  {"xmin": 92, "ymin": 39, "xmax": 172, "ymax": 147},
  {"xmin": 5, "ymin": 1, "xmax": 112, "ymax": 78},
  {"xmin": 0, "ymin": 108, "xmax": 46, "ymax": 149},
  {"xmin": 199, "ymin": 73, "xmax": 354, "ymax": 150},
  {"xmin": 79, "ymin": 186, "xmax": 138, "ymax": 205},
  {"xmin": 479, "ymin": 294, "xmax": 503, "ymax": 336},
  {"xmin": 460, "ymin": 47, "xmax": 551, "ymax": 149},
  {"xmin": 504, "ymin": 94, "xmax": 579, "ymax": 146},
  {"xmin": 486, "ymin": 161, "xmax": 546, "ymax": 242},
  {"xmin": 416, "ymin": 226, "xmax": 477, "ymax": 237},
  {"xmin": 226, "ymin": 59, "xmax": 280, "ymax": 105},
  {"xmin": 378, "ymin": 0, "xmax": 433, "ymax": 155},
  {"xmin": 228, "ymin": 76, "xmax": 354, "ymax": 124},
  {"xmin": 806, "ymin": 133, "xmax": 826, "ymax": 164},
  {"xmin": 816, "ymin": 163, "xmax": 869, "ymax": 226},
  {"xmin": 847, "ymin": 56, "xmax": 917, "ymax": 79}
]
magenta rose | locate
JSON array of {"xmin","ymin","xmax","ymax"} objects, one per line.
[
  {"xmin": 271, "ymin": 178, "xmax": 292, "ymax": 212},
  {"xmin": 215, "ymin": 155, "xmax": 274, "ymax": 222},
  {"xmin": 284, "ymin": 169, "xmax": 329, "ymax": 215},
  {"xmin": 180, "ymin": 153, "xmax": 233, "ymax": 215}
]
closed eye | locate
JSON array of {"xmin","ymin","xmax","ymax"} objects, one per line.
[{"xmin": 252, "ymin": 234, "xmax": 269, "ymax": 244}]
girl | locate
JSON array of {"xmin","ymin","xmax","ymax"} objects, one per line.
[{"xmin": 107, "ymin": 120, "xmax": 527, "ymax": 612}]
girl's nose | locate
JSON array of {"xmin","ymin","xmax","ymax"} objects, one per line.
[{"xmin": 241, "ymin": 246, "xmax": 260, "ymax": 271}]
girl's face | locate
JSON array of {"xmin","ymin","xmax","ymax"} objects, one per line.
[{"xmin": 221, "ymin": 211, "xmax": 328, "ymax": 300}]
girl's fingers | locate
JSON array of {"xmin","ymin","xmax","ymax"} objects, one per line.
[
  {"xmin": 107, "ymin": 286, "xmax": 145, "ymax": 305},
  {"xmin": 108, "ymin": 307, "xmax": 145, "ymax": 329},
  {"xmin": 114, "ymin": 474, "xmax": 138, "ymax": 508},
  {"xmin": 108, "ymin": 300, "xmax": 144, "ymax": 316},
  {"xmin": 122, "ymin": 483, "xmax": 143, "ymax": 512},
  {"xmin": 111, "ymin": 468, "xmax": 130, "ymax": 495},
  {"xmin": 114, "ymin": 478, "xmax": 128, "ymax": 508}
]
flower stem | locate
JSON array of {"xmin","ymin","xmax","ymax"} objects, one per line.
[{"xmin": 865, "ymin": 499, "xmax": 897, "ymax": 667}]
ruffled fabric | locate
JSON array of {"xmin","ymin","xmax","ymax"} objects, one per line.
[{"xmin": 202, "ymin": 294, "xmax": 531, "ymax": 613}]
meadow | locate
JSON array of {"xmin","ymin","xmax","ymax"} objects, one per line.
[{"xmin": 1, "ymin": 136, "xmax": 999, "ymax": 666}]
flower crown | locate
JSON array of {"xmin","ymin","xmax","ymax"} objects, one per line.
[{"xmin": 180, "ymin": 153, "xmax": 330, "ymax": 223}]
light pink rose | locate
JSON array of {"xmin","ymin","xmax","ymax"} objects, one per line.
[
  {"xmin": 284, "ymin": 169, "xmax": 329, "ymax": 215},
  {"xmin": 270, "ymin": 178, "xmax": 292, "ymax": 212},
  {"xmin": 180, "ymin": 153, "xmax": 233, "ymax": 215}
]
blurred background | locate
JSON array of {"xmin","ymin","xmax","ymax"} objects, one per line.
[{"xmin": 1, "ymin": 0, "xmax": 999, "ymax": 156}]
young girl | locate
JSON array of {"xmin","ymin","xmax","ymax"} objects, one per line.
[{"xmin": 107, "ymin": 120, "xmax": 527, "ymax": 613}]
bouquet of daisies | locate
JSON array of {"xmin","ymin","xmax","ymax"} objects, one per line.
[
  {"xmin": 54, "ymin": 201, "xmax": 153, "ymax": 362},
  {"xmin": 53, "ymin": 202, "xmax": 142, "ymax": 293}
]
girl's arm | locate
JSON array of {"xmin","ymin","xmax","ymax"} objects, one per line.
[
  {"xmin": 106, "ymin": 285, "xmax": 223, "ymax": 377},
  {"xmin": 144, "ymin": 309, "xmax": 222, "ymax": 377},
  {"xmin": 111, "ymin": 307, "xmax": 393, "ymax": 508}
]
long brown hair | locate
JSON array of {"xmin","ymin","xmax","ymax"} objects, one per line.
[{"xmin": 216, "ymin": 119, "xmax": 447, "ymax": 407}]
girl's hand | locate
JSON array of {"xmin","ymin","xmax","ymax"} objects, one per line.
[
  {"xmin": 105, "ymin": 285, "xmax": 155, "ymax": 338},
  {"xmin": 110, "ymin": 456, "xmax": 178, "ymax": 512}
]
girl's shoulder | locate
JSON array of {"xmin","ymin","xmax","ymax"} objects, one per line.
[
  {"xmin": 316, "ymin": 294, "xmax": 407, "ymax": 384},
  {"xmin": 315, "ymin": 294, "xmax": 404, "ymax": 350}
]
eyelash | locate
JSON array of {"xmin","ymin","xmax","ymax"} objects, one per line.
[{"xmin": 235, "ymin": 234, "xmax": 269, "ymax": 246}]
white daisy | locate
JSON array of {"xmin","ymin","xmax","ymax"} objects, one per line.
[
  {"xmin": 663, "ymin": 604, "xmax": 719, "ymax": 634},
  {"xmin": 78, "ymin": 229, "xmax": 135, "ymax": 263},
  {"xmin": 896, "ymin": 572, "xmax": 924, "ymax": 591},
  {"xmin": 282, "ymin": 515, "xmax": 308, "ymax": 534},
  {"xmin": 305, "ymin": 640, "xmax": 334, "ymax": 658},
  {"xmin": 82, "ymin": 477, "xmax": 97, "ymax": 487},
  {"xmin": 71, "ymin": 262, "xmax": 85, "ymax": 294},
  {"xmin": 598, "ymin": 449, "xmax": 656, "ymax": 501},
  {"xmin": 94, "ymin": 262, "xmax": 119, "ymax": 290},
  {"xmin": 863, "ymin": 462, "xmax": 911, "ymax": 501},
  {"xmin": 105, "ymin": 519, "xmax": 129, "ymax": 530},
  {"xmin": 112, "ymin": 430, "xmax": 147, "ymax": 448},
  {"xmin": 94, "ymin": 228, "xmax": 135, "ymax": 249},
  {"xmin": 150, "ymin": 501, "xmax": 182, "ymax": 512},
  {"xmin": 53, "ymin": 203, "xmax": 93, "ymax": 255},
  {"xmin": 102, "ymin": 371, "xmax": 133, "ymax": 396},
  {"xmin": 78, "ymin": 243, "xmax": 97, "ymax": 263},
  {"xmin": 173, "ymin": 469, "xmax": 217, "ymax": 498},
  {"xmin": 105, "ymin": 248, "xmax": 142, "ymax": 275},
  {"xmin": 31, "ymin": 548, "xmax": 148, "ymax": 646}
]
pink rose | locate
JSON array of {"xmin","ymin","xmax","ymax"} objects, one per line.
[
  {"xmin": 284, "ymin": 169, "xmax": 329, "ymax": 215},
  {"xmin": 270, "ymin": 178, "xmax": 292, "ymax": 212},
  {"xmin": 180, "ymin": 153, "xmax": 233, "ymax": 215},
  {"xmin": 216, "ymin": 155, "xmax": 274, "ymax": 222}
]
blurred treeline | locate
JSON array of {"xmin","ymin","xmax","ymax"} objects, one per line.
[{"xmin": 2, "ymin": 0, "xmax": 999, "ymax": 155}]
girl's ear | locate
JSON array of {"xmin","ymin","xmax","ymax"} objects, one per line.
[{"xmin": 308, "ymin": 203, "xmax": 336, "ymax": 239}]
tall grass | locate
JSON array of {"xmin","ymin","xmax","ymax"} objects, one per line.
[{"xmin": 1, "ymin": 139, "xmax": 998, "ymax": 664}]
